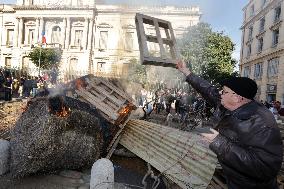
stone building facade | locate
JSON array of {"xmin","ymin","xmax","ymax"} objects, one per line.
[
  {"xmin": 0, "ymin": 0, "xmax": 201, "ymax": 80},
  {"xmin": 240, "ymin": 0, "xmax": 284, "ymax": 103}
]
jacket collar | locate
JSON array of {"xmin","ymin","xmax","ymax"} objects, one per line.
[{"xmin": 231, "ymin": 101, "xmax": 257, "ymax": 120}]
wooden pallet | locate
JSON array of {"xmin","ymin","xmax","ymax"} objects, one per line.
[
  {"xmin": 135, "ymin": 13, "xmax": 180, "ymax": 67},
  {"xmin": 67, "ymin": 75, "xmax": 136, "ymax": 125}
]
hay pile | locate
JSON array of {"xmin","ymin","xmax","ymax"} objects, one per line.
[{"xmin": 10, "ymin": 96, "xmax": 104, "ymax": 178}]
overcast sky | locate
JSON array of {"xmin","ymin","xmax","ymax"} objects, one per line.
[{"xmin": 3, "ymin": 0, "xmax": 248, "ymax": 61}]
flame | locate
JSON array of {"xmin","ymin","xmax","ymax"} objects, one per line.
[
  {"xmin": 55, "ymin": 106, "xmax": 71, "ymax": 117},
  {"xmin": 48, "ymin": 105, "xmax": 71, "ymax": 118},
  {"xmin": 119, "ymin": 106, "xmax": 131, "ymax": 115},
  {"xmin": 48, "ymin": 96, "xmax": 71, "ymax": 118}
]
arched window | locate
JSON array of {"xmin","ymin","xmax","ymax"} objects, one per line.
[{"xmin": 51, "ymin": 26, "xmax": 61, "ymax": 44}]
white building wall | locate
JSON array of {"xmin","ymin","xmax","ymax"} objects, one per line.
[{"xmin": 0, "ymin": 3, "xmax": 201, "ymax": 79}]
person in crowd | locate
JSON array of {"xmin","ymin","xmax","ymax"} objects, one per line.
[
  {"xmin": 12, "ymin": 78, "xmax": 20, "ymax": 98},
  {"xmin": 140, "ymin": 85, "xmax": 147, "ymax": 107},
  {"xmin": 19, "ymin": 76, "xmax": 26, "ymax": 97},
  {"xmin": 177, "ymin": 60, "xmax": 283, "ymax": 189},
  {"xmin": 31, "ymin": 76, "xmax": 38, "ymax": 97},
  {"xmin": 23, "ymin": 76, "xmax": 33, "ymax": 98},
  {"xmin": 273, "ymin": 101, "xmax": 284, "ymax": 117},
  {"xmin": 175, "ymin": 90, "xmax": 182, "ymax": 115},
  {"xmin": 0, "ymin": 70, "xmax": 5, "ymax": 87},
  {"xmin": 164, "ymin": 89, "xmax": 174, "ymax": 114}
]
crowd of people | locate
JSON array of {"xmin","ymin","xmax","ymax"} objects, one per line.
[
  {"xmin": 135, "ymin": 84, "xmax": 284, "ymax": 124},
  {"xmin": 263, "ymin": 100, "xmax": 284, "ymax": 117},
  {"xmin": 0, "ymin": 68, "xmax": 56, "ymax": 100}
]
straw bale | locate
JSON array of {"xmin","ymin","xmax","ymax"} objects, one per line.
[{"xmin": 9, "ymin": 97, "xmax": 103, "ymax": 178}]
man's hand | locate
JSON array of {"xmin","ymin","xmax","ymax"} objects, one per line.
[
  {"xmin": 201, "ymin": 128, "xmax": 219, "ymax": 143},
  {"xmin": 176, "ymin": 60, "xmax": 191, "ymax": 76}
]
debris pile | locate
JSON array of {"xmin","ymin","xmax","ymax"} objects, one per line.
[{"xmin": 10, "ymin": 96, "xmax": 104, "ymax": 178}]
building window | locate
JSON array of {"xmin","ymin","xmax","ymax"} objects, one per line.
[
  {"xmin": 258, "ymin": 37, "xmax": 263, "ymax": 52},
  {"xmin": 251, "ymin": 5, "xmax": 255, "ymax": 14},
  {"xmin": 125, "ymin": 32, "xmax": 134, "ymax": 51},
  {"xmin": 267, "ymin": 58, "xmax": 279, "ymax": 78},
  {"xmin": 259, "ymin": 17, "xmax": 265, "ymax": 32},
  {"xmin": 99, "ymin": 31, "xmax": 108, "ymax": 50},
  {"xmin": 74, "ymin": 30, "xmax": 83, "ymax": 47},
  {"xmin": 248, "ymin": 26, "xmax": 253, "ymax": 40},
  {"xmin": 6, "ymin": 29, "xmax": 14, "ymax": 46},
  {"xmin": 274, "ymin": 6, "xmax": 281, "ymax": 23},
  {"xmin": 247, "ymin": 44, "xmax": 252, "ymax": 57},
  {"xmin": 28, "ymin": 29, "xmax": 35, "ymax": 45},
  {"xmin": 254, "ymin": 63, "xmax": 263, "ymax": 79},
  {"xmin": 51, "ymin": 26, "xmax": 61, "ymax": 44},
  {"xmin": 243, "ymin": 66, "xmax": 251, "ymax": 77},
  {"xmin": 97, "ymin": 62, "xmax": 106, "ymax": 72},
  {"xmin": 272, "ymin": 29, "xmax": 279, "ymax": 47},
  {"xmin": 5, "ymin": 57, "xmax": 12, "ymax": 68}
]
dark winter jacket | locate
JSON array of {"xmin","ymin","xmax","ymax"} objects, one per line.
[{"xmin": 186, "ymin": 74, "xmax": 283, "ymax": 189}]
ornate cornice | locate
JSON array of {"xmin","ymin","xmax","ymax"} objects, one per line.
[
  {"xmin": 95, "ymin": 5, "xmax": 202, "ymax": 16},
  {"xmin": 240, "ymin": 47, "xmax": 284, "ymax": 65},
  {"xmin": 241, "ymin": 0, "xmax": 283, "ymax": 29},
  {"xmin": 13, "ymin": 5, "xmax": 95, "ymax": 10},
  {"xmin": 269, "ymin": 19, "xmax": 282, "ymax": 30},
  {"xmin": 256, "ymin": 30, "xmax": 266, "ymax": 38}
]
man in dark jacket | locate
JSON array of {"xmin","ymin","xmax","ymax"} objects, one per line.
[{"xmin": 177, "ymin": 60, "xmax": 283, "ymax": 189}]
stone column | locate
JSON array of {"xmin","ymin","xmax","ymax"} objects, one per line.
[
  {"xmin": 83, "ymin": 17, "xmax": 89, "ymax": 50},
  {"xmin": 87, "ymin": 18, "xmax": 94, "ymax": 50},
  {"xmin": 13, "ymin": 17, "xmax": 19, "ymax": 47},
  {"xmin": 90, "ymin": 158, "xmax": 114, "ymax": 189},
  {"xmin": 18, "ymin": 17, "xmax": 23, "ymax": 47},
  {"xmin": 35, "ymin": 17, "xmax": 39, "ymax": 44},
  {"xmin": 62, "ymin": 18, "xmax": 67, "ymax": 49},
  {"xmin": 65, "ymin": 17, "xmax": 71, "ymax": 49},
  {"xmin": 39, "ymin": 17, "xmax": 44, "ymax": 43}
]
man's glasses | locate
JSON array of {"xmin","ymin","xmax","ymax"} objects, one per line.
[{"xmin": 220, "ymin": 90, "xmax": 235, "ymax": 95}]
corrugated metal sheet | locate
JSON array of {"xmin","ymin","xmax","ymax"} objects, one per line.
[{"xmin": 120, "ymin": 119, "xmax": 217, "ymax": 189}]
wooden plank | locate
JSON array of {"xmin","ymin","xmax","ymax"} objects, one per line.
[
  {"xmin": 165, "ymin": 28, "xmax": 176, "ymax": 59},
  {"xmin": 93, "ymin": 77, "xmax": 133, "ymax": 102},
  {"xmin": 135, "ymin": 13, "xmax": 149, "ymax": 58},
  {"xmin": 146, "ymin": 35, "xmax": 173, "ymax": 45},
  {"xmin": 89, "ymin": 83, "xmax": 126, "ymax": 106},
  {"xmin": 154, "ymin": 19, "xmax": 167, "ymax": 59},
  {"xmin": 76, "ymin": 89, "xmax": 118, "ymax": 120},
  {"xmin": 88, "ymin": 89, "xmax": 118, "ymax": 112},
  {"xmin": 76, "ymin": 89, "xmax": 113, "ymax": 115},
  {"xmin": 168, "ymin": 23, "xmax": 180, "ymax": 60}
]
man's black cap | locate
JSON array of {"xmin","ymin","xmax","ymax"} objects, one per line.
[{"xmin": 220, "ymin": 77, "xmax": 257, "ymax": 100}]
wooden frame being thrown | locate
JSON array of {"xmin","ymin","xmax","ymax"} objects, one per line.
[{"xmin": 135, "ymin": 13, "xmax": 180, "ymax": 67}]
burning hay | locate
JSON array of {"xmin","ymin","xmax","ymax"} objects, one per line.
[{"xmin": 9, "ymin": 96, "xmax": 105, "ymax": 178}]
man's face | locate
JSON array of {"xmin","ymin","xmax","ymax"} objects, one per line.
[{"xmin": 220, "ymin": 86, "xmax": 238, "ymax": 110}]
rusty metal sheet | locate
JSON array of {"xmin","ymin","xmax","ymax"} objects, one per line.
[{"xmin": 120, "ymin": 119, "xmax": 217, "ymax": 189}]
